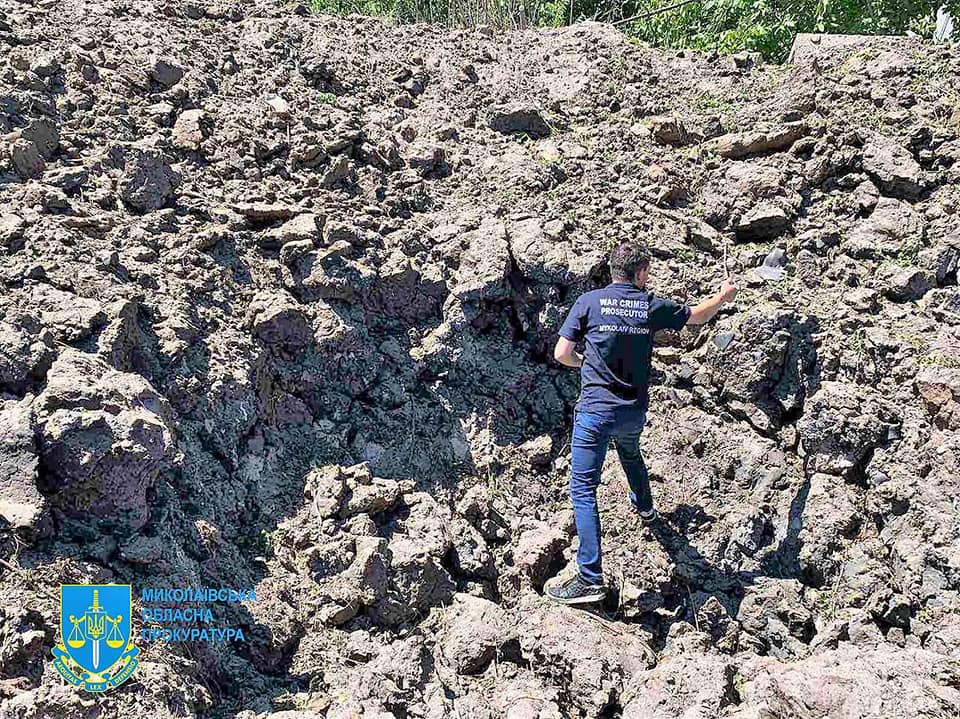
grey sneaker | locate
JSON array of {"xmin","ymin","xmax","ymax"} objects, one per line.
[{"xmin": 546, "ymin": 574, "xmax": 607, "ymax": 605}]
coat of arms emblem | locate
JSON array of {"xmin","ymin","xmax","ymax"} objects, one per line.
[{"xmin": 52, "ymin": 585, "xmax": 139, "ymax": 692}]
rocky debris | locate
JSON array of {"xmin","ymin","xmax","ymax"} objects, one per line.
[
  {"xmin": 3, "ymin": 119, "xmax": 59, "ymax": 180},
  {"xmin": 515, "ymin": 522, "xmax": 568, "ymax": 588},
  {"xmin": 268, "ymin": 469, "xmax": 455, "ymax": 629},
  {"xmin": 303, "ymin": 465, "xmax": 349, "ymax": 518},
  {"xmin": 0, "ymin": 603, "xmax": 50, "ymax": 689},
  {"xmin": 32, "ymin": 350, "xmax": 177, "ymax": 532},
  {"xmin": 0, "ymin": 7, "xmax": 958, "ymax": 718},
  {"xmin": 0, "ymin": 213, "xmax": 26, "ymax": 248},
  {"xmin": 29, "ymin": 52, "xmax": 59, "ymax": 78},
  {"xmin": 406, "ymin": 142, "xmax": 447, "ymax": 178},
  {"xmin": 734, "ymin": 202, "xmax": 792, "ymax": 242},
  {"xmin": 699, "ymin": 161, "xmax": 802, "ymax": 236},
  {"xmin": 6, "ymin": 138, "xmax": 44, "ymax": 179},
  {"xmin": 796, "ymin": 472, "xmax": 862, "ymax": 586},
  {"xmin": 852, "ymin": 178, "xmax": 880, "ymax": 213},
  {"xmin": 622, "ymin": 653, "xmax": 739, "ymax": 719},
  {"xmin": 705, "ymin": 307, "xmax": 817, "ymax": 431},
  {"xmin": 487, "ymin": 104, "xmax": 551, "ymax": 138},
  {"xmin": 798, "ymin": 382, "xmax": 897, "ymax": 477},
  {"xmin": 714, "ymin": 122, "xmax": 807, "ymax": 159},
  {"xmin": 881, "ymin": 265, "xmax": 934, "ymax": 301},
  {"xmin": 520, "ymin": 597, "xmax": 654, "ymax": 718},
  {"xmin": 457, "ymin": 487, "xmax": 510, "ymax": 543},
  {"xmin": 442, "ymin": 593, "xmax": 512, "ymax": 674},
  {"xmin": 518, "ymin": 433, "xmax": 554, "ymax": 465},
  {"xmin": 647, "ymin": 115, "xmax": 688, "ymax": 146},
  {"xmin": 444, "ymin": 667, "xmax": 562, "ymax": 718},
  {"xmin": 916, "ymin": 366, "xmax": 960, "ymax": 429},
  {"xmin": 118, "ymin": 147, "xmax": 180, "ymax": 212},
  {"xmin": 340, "ymin": 473, "xmax": 401, "ymax": 518},
  {"xmin": 172, "ymin": 109, "xmax": 207, "ymax": 151},
  {"xmin": 0, "ymin": 401, "xmax": 45, "ymax": 534},
  {"xmin": 246, "ymin": 292, "xmax": 313, "ymax": 350},
  {"xmin": 1, "ymin": 666, "xmax": 211, "ymax": 717},
  {"xmin": 28, "ymin": 286, "xmax": 105, "ymax": 343},
  {"xmin": 789, "ymin": 33, "xmax": 922, "ymax": 65},
  {"xmin": 693, "ymin": 595, "xmax": 742, "ymax": 652},
  {"xmin": 734, "ymin": 646, "xmax": 960, "ymax": 717},
  {"xmin": 861, "ymin": 135, "xmax": 924, "ymax": 200},
  {"xmin": 43, "ymin": 166, "xmax": 88, "ymax": 192},
  {"xmin": 507, "ymin": 217, "xmax": 604, "ymax": 287},
  {"xmin": 919, "ymin": 241, "xmax": 960, "ymax": 286},
  {"xmin": 0, "ymin": 322, "xmax": 55, "ymax": 394},
  {"xmin": 320, "ymin": 156, "xmax": 357, "ymax": 188},
  {"xmin": 316, "ymin": 535, "xmax": 391, "ymax": 626},
  {"xmin": 371, "ymin": 502, "xmax": 456, "ymax": 625},
  {"xmin": 448, "ymin": 519, "xmax": 496, "ymax": 580},
  {"xmin": 149, "ymin": 58, "xmax": 185, "ymax": 88},
  {"xmin": 261, "ymin": 213, "xmax": 323, "ymax": 249},
  {"xmin": 738, "ymin": 578, "xmax": 814, "ymax": 656},
  {"xmin": 286, "ymin": 245, "xmax": 356, "ymax": 302},
  {"xmin": 303, "ymin": 463, "xmax": 401, "ymax": 520},
  {"xmin": 21, "ymin": 118, "xmax": 59, "ymax": 160},
  {"xmin": 842, "ymin": 197, "xmax": 923, "ymax": 259},
  {"xmin": 843, "ymin": 287, "xmax": 879, "ymax": 312},
  {"xmin": 231, "ymin": 202, "xmax": 297, "ymax": 223},
  {"xmin": 452, "ymin": 220, "xmax": 512, "ymax": 304}
]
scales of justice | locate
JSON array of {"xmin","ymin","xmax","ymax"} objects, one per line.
[{"xmin": 65, "ymin": 589, "xmax": 125, "ymax": 670}]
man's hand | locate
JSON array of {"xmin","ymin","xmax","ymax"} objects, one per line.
[
  {"xmin": 688, "ymin": 278, "xmax": 739, "ymax": 326},
  {"xmin": 720, "ymin": 278, "xmax": 738, "ymax": 303}
]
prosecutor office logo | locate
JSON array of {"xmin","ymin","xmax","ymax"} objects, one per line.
[{"xmin": 52, "ymin": 584, "xmax": 140, "ymax": 692}]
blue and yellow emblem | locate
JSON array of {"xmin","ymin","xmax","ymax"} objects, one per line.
[{"xmin": 52, "ymin": 585, "xmax": 139, "ymax": 692}]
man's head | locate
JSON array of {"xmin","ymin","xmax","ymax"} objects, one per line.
[{"xmin": 609, "ymin": 242, "xmax": 651, "ymax": 287}]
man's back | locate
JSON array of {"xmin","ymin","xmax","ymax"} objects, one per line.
[{"xmin": 558, "ymin": 282, "xmax": 690, "ymax": 413}]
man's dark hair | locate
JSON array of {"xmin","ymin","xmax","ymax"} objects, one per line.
[{"xmin": 609, "ymin": 242, "xmax": 651, "ymax": 282}]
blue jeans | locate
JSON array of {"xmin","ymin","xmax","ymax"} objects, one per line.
[{"xmin": 570, "ymin": 407, "xmax": 652, "ymax": 585}]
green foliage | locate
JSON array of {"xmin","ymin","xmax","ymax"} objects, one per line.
[
  {"xmin": 308, "ymin": 0, "xmax": 960, "ymax": 61},
  {"xmin": 310, "ymin": 0, "xmax": 556, "ymax": 27},
  {"xmin": 618, "ymin": 0, "xmax": 960, "ymax": 61}
]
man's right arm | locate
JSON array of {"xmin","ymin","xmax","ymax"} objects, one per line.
[
  {"xmin": 555, "ymin": 295, "xmax": 589, "ymax": 367},
  {"xmin": 554, "ymin": 337, "xmax": 583, "ymax": 368},
  {"xmin": 687, "ymin": 279, "xmax": 738, "ymax": 326}
]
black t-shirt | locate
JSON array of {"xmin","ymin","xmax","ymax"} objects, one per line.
[{"xmin": 559, "ymin": 282, "xmax": 691, "ymax": 413}]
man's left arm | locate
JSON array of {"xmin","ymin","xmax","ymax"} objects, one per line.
[
  {"xmin": 688, "ymin": 279, "xmax": 738, "ymax": 325},
  {"xmin": 650, "ymin": 280, "xmax": 738, "ymax": 331}
]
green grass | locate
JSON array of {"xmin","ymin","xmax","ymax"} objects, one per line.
[
  {"xmin": 538, "ymin": 149, "xmax": 562, "ymax": 167},
  {"xmin": 918, "ymin": 353, "xmax": 960, "ymax": 369},
  {"xmin": 896, "ymin": 235, "xmax": 926, "ymax": 266},
  {"xmin": 307, "ymin": 0, "xmax": 959, "ymax": 62},
  {"xmin": 690, "ymin": 91, "xmax": 734, "ymax": 113},
  {"xmin": 849, "ymin": 327, "xmax": 867, "ymax": 367}
]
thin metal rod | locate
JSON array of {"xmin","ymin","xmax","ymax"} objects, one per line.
[{"xmin": 613, "ymin": 0, "xmax": 701, "ymax": 26}]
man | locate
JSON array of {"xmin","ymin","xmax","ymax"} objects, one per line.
[{"xmin": 547, "ymin": 242, "xmax": 737, "ymax": 605}]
